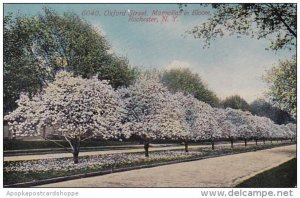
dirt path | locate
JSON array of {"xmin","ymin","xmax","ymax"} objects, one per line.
[
  {"xmin": 38, "ymin": 144, "xmax": 296, "ymax": 187},
  {"xmin": 4, "ymin": 141, "xmax": 268, "ymax": 162}
]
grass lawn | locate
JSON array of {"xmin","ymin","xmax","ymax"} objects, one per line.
[{"xmin": 236, "ymin": 158, "xmax": 297, "ymax": 188}]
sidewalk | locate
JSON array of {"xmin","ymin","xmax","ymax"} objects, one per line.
[
  {"xmin": 37, "ymin": 144, "xmax": 296, "ymax": 187},
  {"xmin": 4, "ymin": 141, "xmax": 262, "ymax": 162},
  {"xmin": 4, "ymin": 145, "xmax": 204, "ymax": 161}
]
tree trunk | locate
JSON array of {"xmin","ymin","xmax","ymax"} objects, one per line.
[
  {"xmin": 263, "ymin": 139, "xmax": 265, "ymax": 144},
  {"xmin": 65, "ymin": 136, "xmax": 81, "ymax": 164},
  {"xmin": 255, "ymin": 139, "xmax": 258, "ymax": 146},
  {"xmin": 12, "ymin": 130, "xmax": 16, "ymax": 140},
  {"xmin": 211, "ymin": 139, "xmax": 215, "ymax": 150},
  {"xmin": 71, "ymin": 139, "xmax": 80, "ymax": 164},
  {"xmin": 271, "ymin": 139, "xmax": 273, "ymax": 144},
  {"xmin": 73, "ymin": 152, "xmax": 79, "ymax": 164},
  {"xmin": 230, "ymin": 139, "xmax": 233, "ymax": 149},
  {"xmin": 184, "ymin": 140, "xmax": 189, "ymax": 152},
  {"xmin": 144, "ymin": 141, "xmax": 149, "ymax": 157},
  {"xmin": 244, "ymin": 139, "xmax": 247, "ymax": 147},
  {"xmin": 42, "ymin": 126, "xmax": 46, "ymax": 139}
]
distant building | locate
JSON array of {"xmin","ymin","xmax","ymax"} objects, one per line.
[{"xmin": 3, "ymin": 123, "xmax": 62, "ymax": 140}]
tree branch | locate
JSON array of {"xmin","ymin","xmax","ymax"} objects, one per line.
[
  {"xmin": 39, "ymin": 135, "xmax": 71, "ymax": 153},
  {"xmin": 267, "ymin": 3, "xmax": 296, "ymax": 38},
  {"xmin": 277, "ymin": 15, "xmax": 297, "ymax": 38}
]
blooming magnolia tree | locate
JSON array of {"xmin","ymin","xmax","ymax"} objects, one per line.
[
  {"xmin": 186, "ymin": 100, "xmax": 220, "ymax": 150},
  {"xmin": 5, "ymin": 71, "xmax": 124, "ymax": 163},
  {"xmin": 269, "ymin": 123, "xmax": 289, "ymax": 142},
  {"xmin": 268, "ymin": 123, "xmax": 279, "ymax": 143},
  {"xmin": 238, "ymin": 124, "xmax": 255, "ymax": 146},
  {"xmin": 4, "ymin": 94, "xmax": 43, "ymax": 138},
  {"xmin": 280, "ymin": 124, "xmax": 295, "ymax": 142},
  {"xmin": 120, "ymin": 74, "xmax": 187, "ymax": 157},
  {"xmin": 286, "ymin": 123, "xmax": 296, "ymax": 141},
  {"xmin": 171, "ymin": 92, "xmax": 195, "ymax": 152},
  {"xmin": 225, "ymin": 108, "xmax": 255, "ymax": 146},
  {"xmin": 176, "ymin": 92, "xmax": 220, "ymax": 151},
  {"xmin": 252, "ymin": 116, "xmax": 273, "ymax": 145},
  {"xmin": 262, "ymin": 118, "xmax": 274, "ymax": 143},
  {"xmin": 214, "ymin": 108, "xmax": 237, "ymax": 149},
  {"xmin": 279, "ymin": 125, "xmax": 290, "ymax": 140}
]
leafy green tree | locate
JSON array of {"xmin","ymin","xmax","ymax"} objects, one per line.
[
  {"xmin": 161, "ymin": 68, "xmax": 219, "ymax": 106},
  {"xmin": 263, "ymin": 56, "xmax": 296, "ymax": 117},
  {"xmin": 250, "ymin": 99, "xmax": 294, "ymax": 124},
  {"xmin": 4, "ymin": 14, "xmax": 45, "ymax": 114},
  {"xmin": 99, "ymin": 56, "xmax": 138, "ymax": 88},
  {"xmin": 4, "ymin": 8, "xmax": 136, "ymax": 113},
  {"xmin": 221, "ymin": 95, "xmax": 250, "ymax": 111},
  {"xmin": 187, "ymin": 3, "xmax": 296, "ymax": 51}
]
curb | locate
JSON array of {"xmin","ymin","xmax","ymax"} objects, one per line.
[{"xmin": 4, "ymin": 144, "xmax": 294, "ymax": 188}]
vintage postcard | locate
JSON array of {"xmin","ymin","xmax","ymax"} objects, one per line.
[{"xmin": 2, "ymin": 1, "xmax": 297, "ymax": 197}]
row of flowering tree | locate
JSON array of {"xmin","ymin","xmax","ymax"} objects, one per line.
[{"xmin": 5, "ymin": 71, "xmax": 296, "ymax": 163}]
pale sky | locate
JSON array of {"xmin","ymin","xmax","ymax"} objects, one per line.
[{"xmin": 4, "ymin": 3, "xmax": 294, "ymax": 103}]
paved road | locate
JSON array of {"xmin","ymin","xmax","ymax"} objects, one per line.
[
  {"xmin": 4, "ymin": 141, "xmax": 272, "ymax": 162},
  {"xmin": 38, "ymin": 144, "xmax": 296, "ymax": 187}
]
